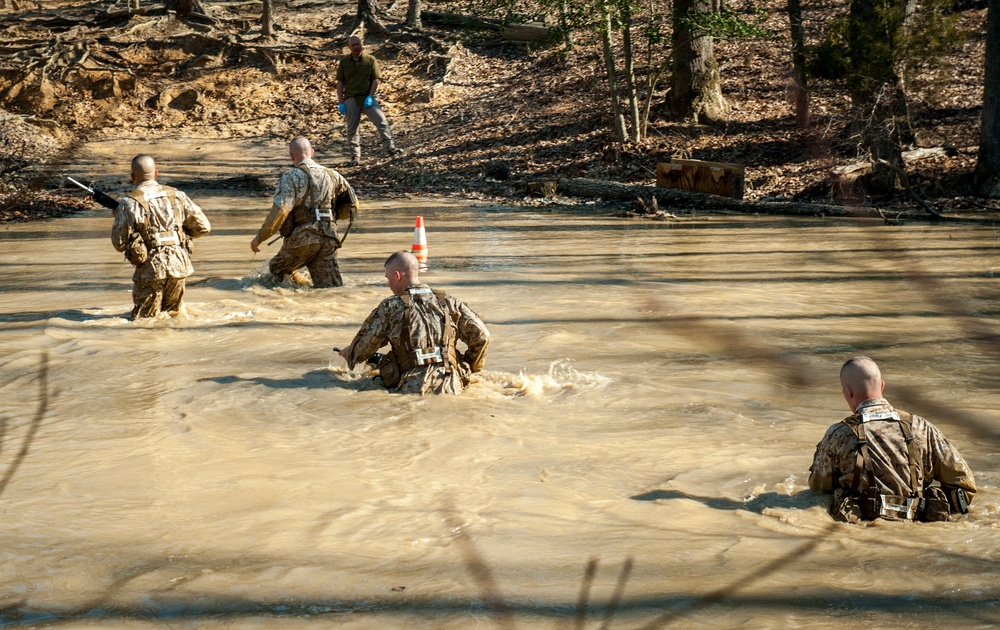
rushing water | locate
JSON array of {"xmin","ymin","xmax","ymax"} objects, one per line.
[{"xmin": 2, "ymin": 144, "xmax": 1000, "ymax": 628}]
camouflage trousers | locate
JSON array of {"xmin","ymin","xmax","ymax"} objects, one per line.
[
  {"xmin": 132, "ymin": 276, "xmax": 185, "ymax": 319},
  {"xmin": 269, "ymin": 230, "xmax": 342, "ymax": 288}
]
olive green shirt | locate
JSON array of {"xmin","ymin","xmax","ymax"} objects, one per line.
[{"xmin": 336, "ymin": 52, "xmax": 381, "ymax": 99}]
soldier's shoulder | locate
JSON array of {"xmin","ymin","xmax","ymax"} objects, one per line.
[
  {"xmin": 822, "ymin": 421, "xmax": 854, "ymax": 440},
  {"xmin": 378, "ymin": 294, "xmax": 405, "ymax": 312}
]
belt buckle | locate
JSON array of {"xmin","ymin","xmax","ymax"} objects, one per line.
[
  {"xmin": 155, "ymin": 233, "xmax": 179, "ymax": 247},
  {"xmin": 879, "ymin": 494, "xmax": 917, "ymax": 520},
  {"xmin": 414, "ymin": 346, "xmax": 442, "ymax": 366},
  {"xmin": 314, "ymin": 208, "xmax": 334, "ymax": 222}
]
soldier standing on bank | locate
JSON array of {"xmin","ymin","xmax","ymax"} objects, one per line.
[
  {"xmin": 111, "ymin": 154, "xmax": 211, "ymax": 319},
  {"xmin": 250, "ymin": 137, "xmax": 356, "ymax": 288},
  {"xmin": 809, "ymin": 356, "xmax": 977, "ymax": 523},
  {"xmin": 335, "ymin": 35, "xmax": 402, "ymax": 167},
  {"xmin": 338, "ymin": 251, "xmax": 490, "ymax": 395}
]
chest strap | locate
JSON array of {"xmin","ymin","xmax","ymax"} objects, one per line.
[
  {"xmin": 843, "ymin": 409, "xmax": 921, "ymax": 519},
  {"xmin": 127, "ymin": 186, "xmax": 183, "ymax": 249}
]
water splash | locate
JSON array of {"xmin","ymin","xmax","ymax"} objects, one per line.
[{"xmin": 475, "ymin": 359, "xmax": 612, "ymax": 397}]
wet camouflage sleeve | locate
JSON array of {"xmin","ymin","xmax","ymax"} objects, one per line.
[
  {"xmin": 924, "ymin": 418, "xmax": 977, "ymax": 501},
  {"xmin": 345, "ymin": 297, "xmax": 401, "ymax": 370},
  {"xmin": 111, "ymin": 197, "xmax": 140, "ymax": 253},
  {"xmin": 446, "ymin": 293, "xmax": 489, "ymax": 372},
  {"xmin": 255, "ymin": 168, "xmax": 309, "ymax": 242},
  {"xmin": 330, "ymin": 169, "xmax": 352, "ymax": 197},
  {"xmin": 177, "ymin": 190, "xmax": 211, "ymax": 239}
]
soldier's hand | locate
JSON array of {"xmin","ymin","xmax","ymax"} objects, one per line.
[
  {"xmin": 250, "ymin": 237, "xmax": 261, "ymax": 253},
  {"xmin": 338, "ymin": 347, "xmax": 348, "ymax": 359},
  {"xmin": 364, "ymin": 95, "xmax": 374, "ymax": 108},
  {"xmin": 338, "ymin": 103, "xmax": 346, "ymax": 115}
]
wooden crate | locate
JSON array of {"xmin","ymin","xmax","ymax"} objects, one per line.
[{"xmin": 656, "ymin": 158, "xmax": 745, "ymax": 200}]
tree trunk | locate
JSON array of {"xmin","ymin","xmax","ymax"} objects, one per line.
[
  {"xmin": 262, "ymin": 0, "xmax": 274, "ymax": 38},
  {"xmin": 406, "ymin": 0, "xmax": 422, "ymax": 29},
  {"xmin": 357, "ymin": 0, "xmax": 391, "ymax": 37},
  {"xmin": 621, "ymin": 0, "xmax": 641, "ymax": 142},
  {"xmin": 600, "ymin": 0, "xmax": 628, "ymax": 144},
  {"xmin": 165, "ymin": 0, "xmax": 205, "ymax": 17},
  {"xmin": 559, "ymin": 0, "xmax": 573, "ymax": 49},
  {"xmin": 975, "ymin": 0, "xmax": 1000, "ymax": 196},
  {"xmin": 787, "ymin": 0, "xmax": 808, "ymax": 127},
  {"xmin": 668, "ymin": 0, "xmax": 727, "ymax": 123},
  {"xmin": 847, "ymin": 0, "xmax": 907, "ymax": 195}
]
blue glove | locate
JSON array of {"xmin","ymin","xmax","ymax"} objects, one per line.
[
  {"xmin": 337, "ymin": 103, "xmax": 346, "ymax": 115},
  {"xmin": 364, "ymin": 95, "xmax": 374, "ymax": 108}
]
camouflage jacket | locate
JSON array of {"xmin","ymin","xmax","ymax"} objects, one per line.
[
  {"xmin": 255, "ymin": 158, "xmax": 351, "ymax": 245},
  {"xmin": 346, "ymin": 284, "xmax": 490, "ymax": 394},
  {"xmin": 808, "ymin": 398, "xmax": 976, "ymax": 502},
  {"xmin": 111, "ymin": 180, "xmax": 210, "ymax": 282}
]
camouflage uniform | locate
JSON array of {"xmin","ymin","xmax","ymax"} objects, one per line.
[
  {"xmin": 809, "ymin": 398, "xmax": 976, "ymax": 522},
  {"xmin": 345, "ymin": 284, "xmax": 490, "ymax": 394},
  {"xmin": 111, "ymin": 179, "xmax": 211, "ymax": 319},
  {"xmin": 255, "ymin": 158, "xmax": 353, "ymax": 287}
]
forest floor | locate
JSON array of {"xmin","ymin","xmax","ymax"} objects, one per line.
[{"xmin": 0, "ymin": 0, "xmax": 995, "ymax": 222}]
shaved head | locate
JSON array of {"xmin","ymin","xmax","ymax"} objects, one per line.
[
  {"xmin": 348, "ymin": 35, "xmax": 363, "ymax": 57},
  {"xmin": 840, "ymin": 356, "xmax": 885, "ymax": 410},
  {"xmin": 131, "ymin": 154, "xmax": 157, "ymax": 182},
  {"xmin": 385, "ymin": 250, "xmax": 419, "ymax": 275},
  {"xmin": 384, "ymin": 250, "xmax": 420, "ymax": 295},
  {"xmin": 289, "ymin": 137, "xmax": 314, "ymax": 164}
]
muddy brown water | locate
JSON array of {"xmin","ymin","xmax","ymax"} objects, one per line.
[{"xmin": 1, "ymin": 137, "xmax": 1000, "ymax": 628}]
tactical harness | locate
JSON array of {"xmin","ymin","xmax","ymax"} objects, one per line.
[
  {"xmin": 124, "ymin": 186, "xmax": 187, "ymax": 264},
  {"xmin": 841, "ymin": 407, "xmax": 924, "ymax": 520},
  {"xmin": 278, "ymin": 165, "xmax": 357, "ymax": 242},
  {"xmin": 378, "ymin": 287, "xmax": 459, "ymax": 389}
]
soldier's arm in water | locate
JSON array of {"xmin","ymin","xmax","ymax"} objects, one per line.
[
  {"xmin": 453, "ymin": 297, "xmax": 490, "ymax": 373},
  {"xmin": 251, "ymin": 169, "xmax": 305, "ymax": 251},
  {"xmin": 340, "ymin": 299, "xmax": 396, "ymax": 369}
]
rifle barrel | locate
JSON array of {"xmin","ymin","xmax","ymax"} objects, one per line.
[{"xmin": 66, "ymin": 177, "xmax": 119, "ymax": 210}]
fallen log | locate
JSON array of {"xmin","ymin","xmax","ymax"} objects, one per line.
[
  {"xmin": 419, "ymin": 10, "xmax": 503, "ymax": 30},
  {"xmin": 555, "ymin": 177, "xmax": 889, "ymax": 218},
  {"xmin": 501, "ymin": 22, "xmax": 554, "ymax": 42}
]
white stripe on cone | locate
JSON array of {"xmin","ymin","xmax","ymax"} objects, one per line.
[{"xmin": 411, "ymin": 215, "xmax": 428, "ymax": 270}]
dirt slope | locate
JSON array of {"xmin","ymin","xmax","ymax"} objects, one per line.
[{"xmin": 0, "ymin": 0, "xmax": 995, "ymax": 221}]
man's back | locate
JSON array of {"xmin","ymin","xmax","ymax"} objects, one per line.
[{"xmin": 809, "ymin": 398, "xmax": 976, "ymax": 520}]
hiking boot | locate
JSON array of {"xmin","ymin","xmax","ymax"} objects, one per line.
[{"xmin": 346, "ymin": 159, "xmax": 360, "ymax": 167}]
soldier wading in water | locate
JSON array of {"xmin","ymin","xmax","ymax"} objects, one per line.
[
  {"xmin": 250, "ymin": 137, "xmax": 356, "ymax": 287},
  {"xmin": 111, "ymin": 154, "xmax": 211, "ymax": 319},
  {"xmin": 339, "ymin": 251, "xmax": 490, "ymax": 394},
  {"xmin": 809, "ymin": 356, "xmax": 977, "ymax": 523}
]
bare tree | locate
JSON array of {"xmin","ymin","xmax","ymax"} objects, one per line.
[
  {"xmin": 668, "ymin": 0, "xmax": 727, "ymax": 123},
  {"xmin": 406, "ymin": 0, "xmax": 422, "ymax": 28},
  {"xmin": 788, "ymin": 0, "xmax": 808, "ymax": 127},
  {"xmin": 599, "ymin": 0, "xmax": 629, "ymax": 143},
  {"xmin": 262, "ymin": 0, "xmax": 274, "ymax": 37},
  {"xmin": 355, "ymin": 0, "xmax": 391, "ymax": 37},
  {"xmin": 165, "ymin": 0, "xmax": 205, "ymax": 17},
  {"xmin": 975, "ymin": 0, "xmax": 1000, "ymax": 196},
  {"xmin": 620, "ymin": 0, "xmax": 640, "ymax": 142}
]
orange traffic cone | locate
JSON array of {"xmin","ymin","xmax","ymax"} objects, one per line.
[{"xmin": 411, "ymin": 215, "xmax": 428, "ymax": 270}]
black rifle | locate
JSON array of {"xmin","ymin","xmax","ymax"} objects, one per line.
[
  {"xmin": 333, "ymin": 348, "xmax": 383, "ymax": 367},
  {"xmin": 66, "ymin": 177, "xmax": 119, "ymax": 210}
]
